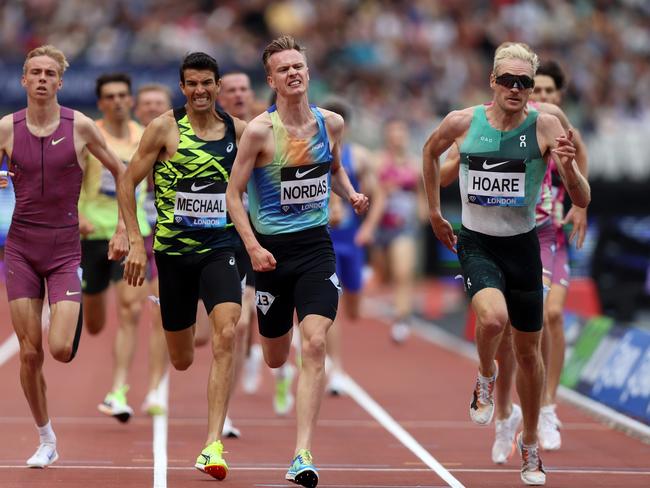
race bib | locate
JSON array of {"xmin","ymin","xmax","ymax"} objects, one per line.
[
  {"xmin": 173, "ymin": 178, "xmax": 227, "ymax": 228},
  {"xmin": 467, "ymin": 156, "xmax": 526, "ymax": 207},
  {"xmin": 280, "ymin": 162, "xmax": 330, "ymax": 214}
]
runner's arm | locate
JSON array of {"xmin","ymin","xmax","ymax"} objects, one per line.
[
  {"xmin": 0, "ymin": 116, "xmax": 15, "ymax": 189},
  {"xmin": 422, "ymin": 110, "xmax": 470, "ymax": 252},
  {"xmin": 327, "ymin": 113, "xmax": 369, "ymax": 215},
  {"xmin": 538, "ymin": 113, "xmax": 590, "ymax": 209},
  {"xmin": 76, "ymin": 114, "xmax": 129, "ymax": 259},
  {"xmin": 118, "ymin": 116, "xmax": 169, "ymax": 286},
  {"xmin": 226, "ymin": 118, "xmax": 277, "ymax": 272},
  {"xmin": 440, "ymin": 144, "xmax": 461, "ymax": 187}
]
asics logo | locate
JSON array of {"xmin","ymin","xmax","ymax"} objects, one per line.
[
  {"xmin": 295, "ymin": 167, "xmax": 318, "ymax": 179},
  {"xmin": 65, "ymin": 290, "xmax": 81, "ymax": 296},
  {"xmin": 51, "ymin": 137, "xmax": 66, "ymax": 146},
  {"xmin": 191, "ymin": 181, "xmax": 215, "ymax": 191},
  {"xmin": 229, "ymin": 257, "xmax": 235, "ymax": 265},
  {"xmin": 482, "ymin": 160, "xmax": 510, "ymax": 170},
  {"xmin": 226, "ymin": 142, "xmax": 234, "ymax": 153}
]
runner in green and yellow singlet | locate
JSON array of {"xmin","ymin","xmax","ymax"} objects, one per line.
[
  {"xmin": 78, "ymin": 73, "xmax": 150, "ymax": 424},
  {"xmin": 118, "ymin": 53, "xmax": 246, "ymax": 481},
  {"xmin": 422, "ymin": 42, "xmax": 590, "ymax": 487}
]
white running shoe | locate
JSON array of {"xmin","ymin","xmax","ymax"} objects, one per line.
[
  {"xmin": 517, "ymin": 433, "xmax": 546, "ymax": 485},
  {"xmin": 326, "ymin": 371, "xmax": 347, "ymax": 396},
  {"xmin": 26, "ymin": 443, "xmax": 58, "ymax": 468},
  {"xmin": 242, "ymin": 344, "xmax": 263, "ymax": 394},
  {"xmin": 222, "ymin": 415, "xmax": 241, "ymax": 438},
  {"xmin": 141, "ymin": 389, "xmax": 166, "ymax": 416},
  {"xmin": 273, "ymin": 363, "xmax": 296, "ymax": 416},
  {"xmin": 469, "ymin": 362, "xmax": 498, "ymax": 425},
  {"xmin": 390, "ymin": 322, "xmax": 411, "ymax": 343},
  {"xmin": 538, "ymin": 405, "xmax": 561, "ymax": 450},
  {"xmin": 492, "ymin": 404, "xmax": 523, "ymax": 464}
]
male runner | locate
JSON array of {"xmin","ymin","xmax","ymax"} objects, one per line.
[
  {"xmin": 439, "ymin": 57, "xmax": 589, "ymax": 459},
  {"xmin": 119, "ymin": 52, "xmax": 244, "ymax": 481},
  {"xmin": 226, "ymin": 35, "xmax": 368, "ymax": 488},
  {"xmin": 78, "ymin": 73, "xmax": 150, "ymax": 422},
  {"xmin": 0, "ymin": 45, "xmax": 127, "ymax": 467},
  {"xmin": 322, "ymin": 97, "xmax": 376, "ymax": 394},
  {"xmin": 531, "ymin": 60, "xmax": 589, "ymax": 450},
  {"xmin": 423, "ymin": 42, "xmax": 590, "ymax": 486},
  {"xmin": 134, "ymin": 83, "xmax": 173, "ymax": 415}
]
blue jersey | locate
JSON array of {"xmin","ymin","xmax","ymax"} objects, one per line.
[{"xmin": 329, "ymin": 143, "xmax": 361, "ymax": 246}]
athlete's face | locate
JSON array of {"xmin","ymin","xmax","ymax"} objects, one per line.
[
  {"xmin": 181, "ymin": 69, "xmax": 219, "ymax": 113},
  {"xmin": 98, "ymin": 81, "xmax": 133, "ymax": 123},
  {"xmin": 266, "ymin": 49, "xmax": 309, "ymax": 99},
  {"xmin": 490, "ymin": 58, "xmax": 534, "ymax": 114},
  {"xmin": 532, "ymin": 75, "xmax": 560, "ymax": 105},
  {"xmin": 21, "ymin": 56, "xmax": 63, "ymax": 101},
  {"xmin": 218, "ymin": 73, "xmax": 253, "ymax": 120},
  {"xmin": 135, "ymin": 90, "xmax": 172, "ymax": 126},
  {"xmin": 384, "ymin": 120, "xmax": 409, "ymax": 153}
]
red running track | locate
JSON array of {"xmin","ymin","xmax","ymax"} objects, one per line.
[{"xmin": 0, "ymin": 282, "xmax": 649, "ymax": 488}]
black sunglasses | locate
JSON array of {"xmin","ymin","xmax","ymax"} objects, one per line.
[{"xmin": 495, "ymin": 73, "xmax": 535, "ymax": 90}]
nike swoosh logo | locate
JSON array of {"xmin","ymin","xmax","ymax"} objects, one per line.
[
  {"xmin": 52, "ymin": 137, "xmax": 66, "ymax": 146},
  {"xmin": 295, "ymin": 166, "xmax": 318, "ymax": 178},
  {"xmin": 191, "ymin": 182, "xmax": 215, "ymax": 191},
  {"xmin": 482, "ymin": 160, "xmax": 511, "ymax": 170},
  {"xmin": 65, "ymin": 290, "xmax": 81, "ymax": 296}
]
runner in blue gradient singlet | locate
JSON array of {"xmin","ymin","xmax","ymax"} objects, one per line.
[
  {"xmin": 227, "ymin": 36, "xmax": 368, "ymax": 488},
  {"xmin": 0, "ymin": 45, "xmax": 127, "ymax": 469}
]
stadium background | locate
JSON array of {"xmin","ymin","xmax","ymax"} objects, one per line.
[{"xmin": 0, "ymin": 0, "xmax": 649, "ymax": 424}]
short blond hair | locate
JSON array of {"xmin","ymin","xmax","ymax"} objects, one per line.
[
  {"xmin": 262, "ymin": 35, "xmax": 306, "ymax": 73},
  {"xmin": 136, "ymin": 83, "xmax": 172, "ymax": 103},
  {"xmin": 493, "ymin": 42, "xmax": 539, "ymax": 75},
  {"xmin": 23, "ymin": 45, "xmax": 69, "ymax": 76}
]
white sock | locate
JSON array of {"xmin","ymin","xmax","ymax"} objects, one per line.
[{"xmin": 37, "ymin": 420, "xmax": 56, "ymax": 445}]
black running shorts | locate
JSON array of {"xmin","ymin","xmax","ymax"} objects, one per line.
[
  {"xmin": 235, "ymin": 243, "xmax": 255, "ymax": 288},
  {"xmin": 254, "ymin": 225, "xmax": 340, "ymax": 339},
  {"xmin": 456, "ymin": 226, "xmax": 543, "ymax": 332},
  {"xmin": 81, "ymin": 239, "xmax": 123, "ymax": 294},
  {"xmin": 155, "ymin": 248, "xmax": 241, "ymax": 332}
]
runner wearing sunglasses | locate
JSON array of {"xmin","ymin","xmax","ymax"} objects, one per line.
[{"xmin": 422, "ymin": 42, "xmax": 590, "ymax": 486}]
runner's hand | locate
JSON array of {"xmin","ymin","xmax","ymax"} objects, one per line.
[
  {"xmin": 350, "ymin": 192, "xmax": 369, "ymax": 215},
  {"xmin": 0, "ymin": 170, "xmax": 14, "ymax": 189},
  {"xmin": 552, "ymin": 129, "xmax": 576, "ymax": 169},
  {"xmin": 354, "ymin": 224, "xmax": 374, "ymax": 247},
  {"xmin": 108, "ymin": 227, "xmax": 129, "ymax": 261},
  {"xmin": 122, "ymin": 238, "xmax": 147, "ymax": 287},
  {"xmin": 250, "ymin": 246, "xmax": 277, "ymax": 272},
  {"xmin": 79, "ymin": 214, "xmax": 95, "ymax": 237},
  {"xmin": 563, "ymin": 204, "xmax": 588, "ymax": 249},
  {"xmin": 430, "ymin": 213, "xmax": 457, "ymax": 253}
]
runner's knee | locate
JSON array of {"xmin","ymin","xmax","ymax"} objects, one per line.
[{"xmin": 20, "ymin": 346, "xmax": 44, "ymax": 369}]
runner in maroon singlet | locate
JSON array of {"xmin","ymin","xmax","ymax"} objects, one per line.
[{"xmin": 0, "ymin": 45, "xmax": 127, "ymax": 469}]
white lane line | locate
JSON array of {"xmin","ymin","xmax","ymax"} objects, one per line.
[
  {"xmin": 343, "ymin": 375, "xmax": 465, "ymax": 488},
  {"xmin": 410, "ymin": 316, "xmax": 650, "ymax": 443},
  {"xmin": 0, "ymin": 465, "xmax": 647, "ymax": 476},
  {"xmin": 153, "ymin": 372, "xmax": 169, "ymax": 488},
  {"xmin": 0, "ymin": 333, "xmax": 19, "ymax": 367}
]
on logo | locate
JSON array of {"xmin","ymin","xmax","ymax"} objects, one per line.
[
  {"xmin": 519, "ymin": 135, "xmax": 527, "ymax": 148},
  {"xmin": 256, "ymin": 291, "xmax": 276, "ymax": 315}
]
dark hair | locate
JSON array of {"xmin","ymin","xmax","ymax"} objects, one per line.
[
  {"xmin": 96, "ymin": 72, "xmax": 132, "ymax": 99},
  {"xmin": 536, "ymin": 60, "xmax": 565, "ymax": 91},
  {"xmin": 262, "ymin": 35, "xmax": 305, "ymax": 73},
  {"xmin": 180, "ymin": 52, "xmax": 220, "ymax": 84},
  {"xmin": 321, "ymin": 96, "xmax": 351, "ymax": 122}
]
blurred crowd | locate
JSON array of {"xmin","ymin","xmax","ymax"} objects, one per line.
[{"xmin": 1, "ymin": 0, "xmax": 650, "ymax": 176}]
